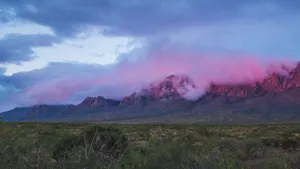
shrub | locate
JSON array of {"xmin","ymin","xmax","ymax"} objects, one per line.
[
  {"xmin": 197, "ymin": 127, "xmax": 211, "ymax": 137},
  {"xmin": 218, "ymin": 138, "xmax": 239, "ymax": 152},
  {"xmin": 263, "ymin": 155, "xmax": 300, "ymax": 169},
  {"xmin": 52, "ymin": 125, "xmax": 128, "ymax": 168},
  {"xmin": 281, "ymin": 138, "xmax": 298, "ymax": 150},
  {"xmin": 261, "ymin": 137, "xmax": 281, "ymax": 147},
  {"xmin": 244, "ymin": 139, "xmax": 265, "ymax": 160}
]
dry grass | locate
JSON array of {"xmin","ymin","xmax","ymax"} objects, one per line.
[{"xmin": 1, "ymin": 123, "xmax": 300, "ymax": 168}]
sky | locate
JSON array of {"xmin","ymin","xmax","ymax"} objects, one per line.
[{"xmin": 0, "ymin": 0, "xmax": 299, "ymax": 111}]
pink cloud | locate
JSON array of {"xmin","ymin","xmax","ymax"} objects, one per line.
[{"xmin": 16, "ymin": 52, "xmax": 298, "ymax": 105}]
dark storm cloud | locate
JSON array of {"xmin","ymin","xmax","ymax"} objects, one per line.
[
  {"xmin": 0, "ymin": 34, "xmax": 62, "ymax": 63},
  {"xmin": 0, "ymin": 0, "xmax": 298, "ymax": 65},
  {"xmin": 1, "ymin": 0, "xmax": 299, "ymax": 37}
]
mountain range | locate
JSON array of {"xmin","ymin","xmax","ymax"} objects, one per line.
[{"xmin": 2, "ymin": 62, "xmax": 300, "ymax": 124}]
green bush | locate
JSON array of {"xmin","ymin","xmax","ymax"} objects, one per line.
[
  {"xmin": 243, "ymin": 139, "xmax": 265, "ymax": 160},
  {"xmin": 262, "ymin": 155, "xmax": 300, "ymax": 169},
  {"xmin": 197, "ymin": 127, "xmax": 211, "ymax": 137},
  {"xmin": 52, "ymin": 125, "xmax": 128, "ymax": 168},
  {"xmin": 261, "ymin": 137, "xmax": 281, "ymax": 147},
  {"xmin": 116, "ymin": 140, "xmax": 245, "ymax": 169},
  {"xmin": 218, "ymin": 138, "xmax": 238, "ymax": 152},
  {"xmin": 281, "ymin": 138, "xmax": 298, "ymax": 150}
]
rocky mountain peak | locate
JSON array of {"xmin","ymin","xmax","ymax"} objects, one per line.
[
  {"xmin": 78, "ymin": 96, "xmax": 109, "ymax": 108},
  {"xmin": 206, "ymin": 62, "xmax": 300, "ymax": 98},
  {"xmin": 121, "ymin": 75, "xmax": 196, "ymax": 105},
  {"xmin": 120, "ymin": 92, "xmax": 142, "ymax": 105},
  {"xmin": 142, "ymin": 74, "xmax": 196, "ymax": 97}
]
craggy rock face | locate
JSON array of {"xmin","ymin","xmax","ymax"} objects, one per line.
[
  {"xmin": 78, "ymin": 96, "xmax": 119, "ymax": 108},
  {"xmin": 78, "ymin": 96, "xmax": 106, "ymax": 107},
  {"xmin": 141, "ymin": 75, "xmax": 196, "ymax": 99},
  {"xmin": 120, "ymin": 92, "xmax": 143, "ymax": 105},
  {"xmin": 121, "ymin": 75, "xmax": 196, "ymax": 105},
  {"xmin": 206, "ymin": 63, "xmax": 300, "ymax": 98}
]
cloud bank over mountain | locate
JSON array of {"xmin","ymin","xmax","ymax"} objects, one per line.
[{"xmin": 0, "ymin": 0, "xmax": 299, "ymax": 111}]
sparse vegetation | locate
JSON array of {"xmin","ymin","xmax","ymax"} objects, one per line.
[{"xmin": 1, "ymin": 123, "xmax": 300, "ymax": 168}]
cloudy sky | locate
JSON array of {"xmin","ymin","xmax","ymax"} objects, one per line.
[{"xmin": 0, "ymin": 0, "xmax": 299, "ymax": 111}]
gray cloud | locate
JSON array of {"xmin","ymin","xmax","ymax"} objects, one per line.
[
  {"xmin": 0, "ymin": 67, "xmax": 6, "ymax": 74},
  {"xmin": 0, "ymin": 67, "xmax": 20, "ymax": 111},
  {"xmin": 0, "ymin": 7, "xmax": 14, "ymax": 23},
  {"xmin": 1, "ymin": 0, "xmax": 299, "ymax": 37},
  {"xmin": 0, "ymin": 0, "xmax": 299, "ymax": 64},
  {"xmin": 0, "ymin": 34, "xmax": 62, "ymax": 63}
]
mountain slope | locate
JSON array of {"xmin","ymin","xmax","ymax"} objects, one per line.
[
  {"xmin": 2, "ymin": 63, "xmax": 300, "ymax": 123},
  {"xmin": 0, "ymin": 105, "xmax": 76, "ymax": 121}
]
